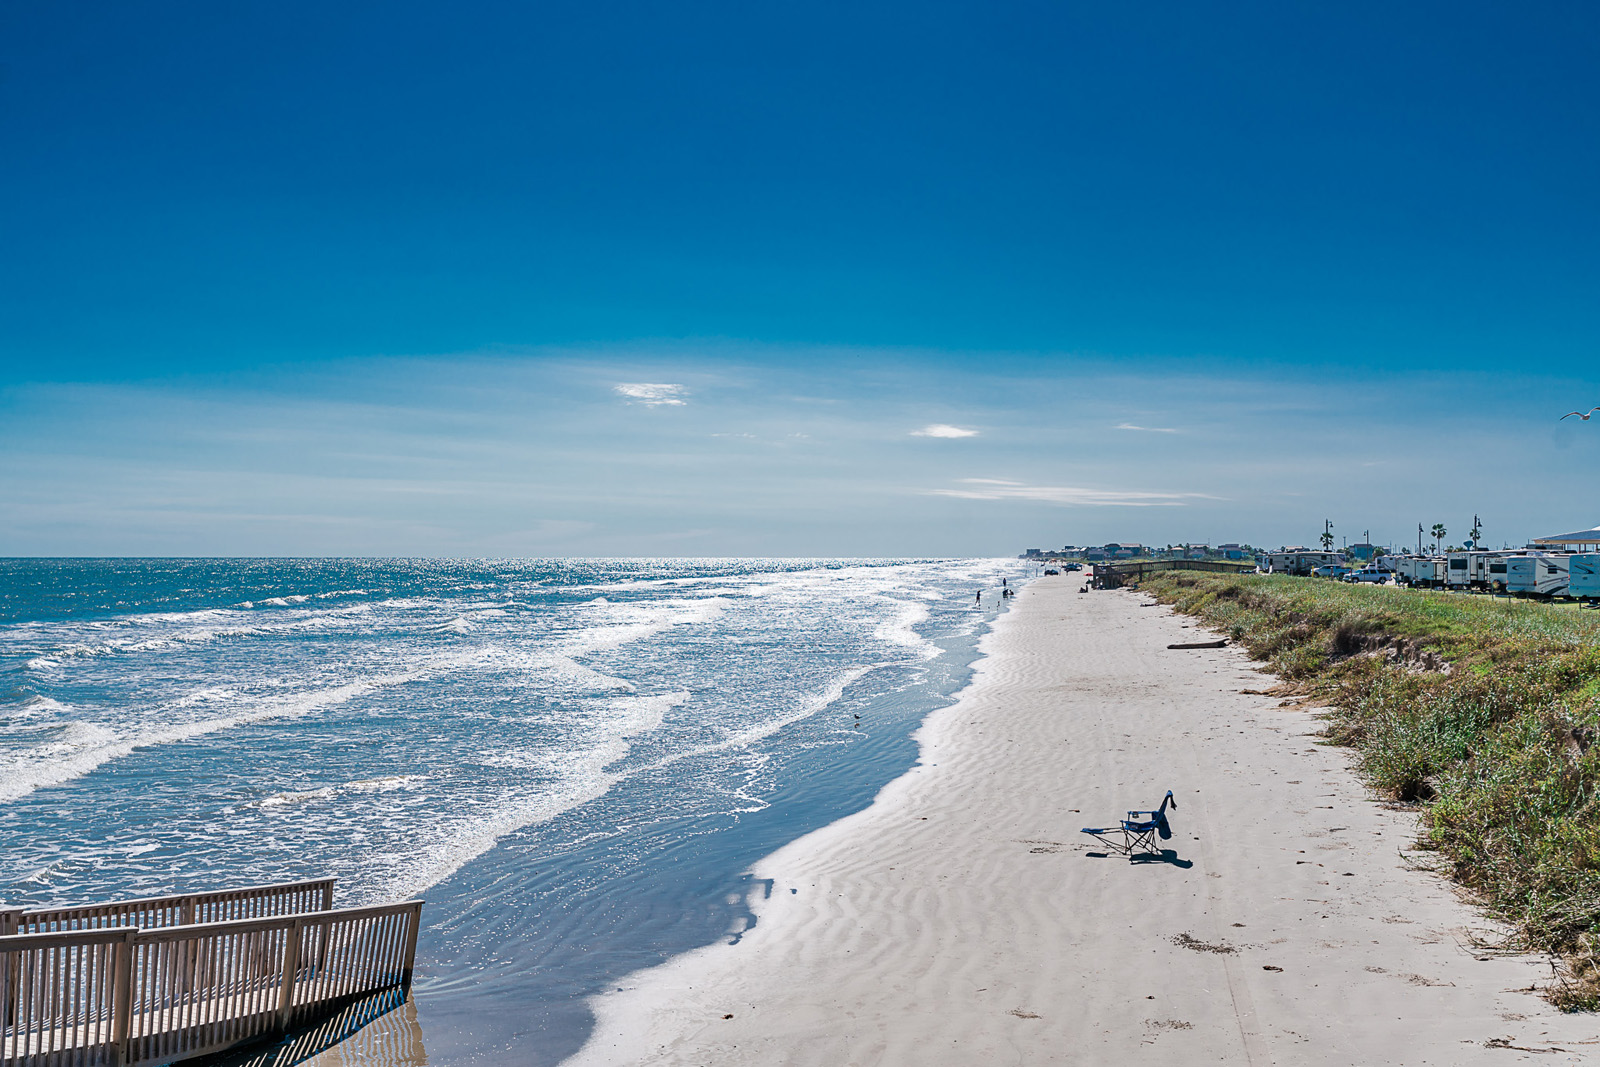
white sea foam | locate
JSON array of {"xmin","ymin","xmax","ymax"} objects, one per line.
[
  {"xmin": 562, "ymin": 597, "xmax": 727, "ymax": 657},
  {"xmin": 873, "ymin": 599, "xmax": 938, "ymax": 659},
  {"xmin": 358, "ymin": 690, "xmax": 693, "ymax": 903},
  {"xmin": 27, "ymin": 605, "xmax": 375, "ymax": 661},
  {"xmin": 259, "ymin": 787, "xmax": 337, "ymax": 808},
  {"xmin": 355, "ymin": 659, "xmax": 883, "ymax": 905},
  {"xmin": 344, "ymin": 774, "xmax": 425, "ymax": 793},
  {"xmin": 0, "ymin": 648, "xmax": 484, "ymax": 803},
  {"xmin": 5, "ymin": 694, "xmax": 71, "ymax": 717},
  {"xmin": 647, "ymin": 664, "xmax": 882, "ymax": 775}
]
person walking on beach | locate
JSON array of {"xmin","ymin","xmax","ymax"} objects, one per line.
[{"xmin": 975, "ymin": 589, "xmax": 982, "ymax": 604}]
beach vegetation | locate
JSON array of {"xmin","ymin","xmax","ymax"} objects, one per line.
[{"xmin": 1136, "ymin": 571, "xmax": 1600, "ymax": 1009}]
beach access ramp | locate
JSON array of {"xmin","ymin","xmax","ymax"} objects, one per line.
[{"xmin": 0, "ymin": 878, "xmax": 422, "ymax": 1067}]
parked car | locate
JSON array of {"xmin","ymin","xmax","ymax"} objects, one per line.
[
  {"xmin": 1312, "ymin": 564, "xmax": 1351, "ymax": 579},
  {"xmin": 1043, "ymin": 568, "xmax": 1060, "ymax": 575},
  {"xmin": 1343, "ymin": 569, "xmax": 1389, "ymax": 584},
  {"xmin": 1064, "ymin": 563, "xmax": 1082, "ymax": 572}
]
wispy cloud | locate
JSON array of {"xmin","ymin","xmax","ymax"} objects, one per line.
[
  {"xmin": 928, "ymin": 478, "xmax": 1212, "ymax": 507},
  {"xmin": 1115, "ymin": 422, "xmax": 1177, "ymax": 433},
  {"xmin": 911, "ymin": 423, "xmax": 978, "ymax": 438},
  {"xmin": 615, "ymin": 382, "xmax": 688, "ymax": 406}
]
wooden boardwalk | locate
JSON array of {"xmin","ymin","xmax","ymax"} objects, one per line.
[{"xmin": 1, "ymin": 881, "xmax": 421, "ymax": 1067}]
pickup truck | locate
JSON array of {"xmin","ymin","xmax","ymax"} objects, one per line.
[{"xmin": 1342, "ymin": 569, "xmax": 1389, "ymax": 584}]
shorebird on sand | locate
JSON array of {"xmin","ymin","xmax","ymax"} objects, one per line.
[{"xmin": 1560, "ymin": 407, "xmax": 1600, "ymax": 421}]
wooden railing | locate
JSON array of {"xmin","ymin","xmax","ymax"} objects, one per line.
[
  {"xmin": 0, "ymin": 900, "xmax": 422, "ymax": 1067},
  {"xmin": 2, "ymin": 879, "xmax": 337, "ymax": 937},
  {"xmin": 1092, "ymin": 559, "xmax": 1257, "ymax": 588}
]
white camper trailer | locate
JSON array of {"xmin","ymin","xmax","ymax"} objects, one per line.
[
  {"xmin": 1446, "ymin": 550, "xmax": 1523, "ymax": 591},
  {"xmin": 1265, "ymin": 551, "xmax": 1344, "ymax": 576},
  {"xmin": 1504, "ymin": 553, "xmax": 1571, "ymax": 598},
  {"xmin": 1569, "ymin": 555, "xmax": 1600, "ymax": 601},
  {"xmin": 1397, "ymin": 556, "xmax": 1445, "ymax": 588}
]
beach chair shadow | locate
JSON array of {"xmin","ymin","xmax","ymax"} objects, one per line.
[{"xmin": 1081, "ymin": 790, "xmax": 1190, "ymax": 867}]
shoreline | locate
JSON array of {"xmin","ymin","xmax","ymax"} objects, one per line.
[
  {"xmin": 566, "ymin": 576, "xmax": 1599, "ymax": 1065},
  {"xmin": 365, "ymin": 569, "xmax": 1016, "ymax": 1066}
]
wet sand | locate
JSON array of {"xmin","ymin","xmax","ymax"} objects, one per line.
[{"xmin": 567, "ymin": 575, "xmax": 1600, "ymax": 1065}]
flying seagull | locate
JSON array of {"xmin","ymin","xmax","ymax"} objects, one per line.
[{"xmin": 1560, "ymin": 407, "xmax": 1600, "ymax": 421}]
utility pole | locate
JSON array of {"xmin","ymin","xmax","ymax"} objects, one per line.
[{"xmin": 1418, "ymin": 523, "xmax": 1424, "ymax": 555}]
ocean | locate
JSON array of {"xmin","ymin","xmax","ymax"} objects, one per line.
[{"xmin": 0, "ymin": 557, "xmax": 1029, "ymax": 1064}]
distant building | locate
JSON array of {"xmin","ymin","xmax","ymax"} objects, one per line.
[
  {"xmin": 1531, "ymin": 525, "xmax": 1600, "ymax": 551},
  {"xmin": 1348, "ymin": 543, "xmax": 1383, "ymax": 561},
  {"xmin": 1022, "ymin": 548, "xmax": 1042, "ymax": 558}
]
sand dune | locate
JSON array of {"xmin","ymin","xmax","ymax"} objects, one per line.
[{"xmin": 567, "ymin": 577, "xmax": 1600, "ymax": 1065}]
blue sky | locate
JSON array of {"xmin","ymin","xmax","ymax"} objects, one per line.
[{"xmin": 3, "ymin": 2, "xmax": 1598, "ymax": 556}]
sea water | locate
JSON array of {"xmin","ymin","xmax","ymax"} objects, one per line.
[{"xmin": 0, "ymin": 558, "xmax": 1028, "ymax": 1064}]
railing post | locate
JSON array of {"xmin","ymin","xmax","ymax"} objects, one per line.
[
  {"xmin": 400, "ymin": 903, "xmax": 421, "ymax": 993},
  {"xmin": 111, "ymin": 929, "xmax": 136, "ymax": 1067},
  {"xmin": 314, "ymin": 882, "xmax": 334, "ymax": 973},
  {"xmin": 0, "ymin": 940, "xmax": 12, "ymax": 1034},
  {"xmin": 276, "ymin": 918, "xmax": 304, "ymax": 1033},
  {"xmin": 0, "ymin": 910, "xmax": 18, "ymax": 1030}
]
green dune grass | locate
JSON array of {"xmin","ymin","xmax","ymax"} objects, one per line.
[{"xmin": 1136, "ymin": 571, "xmax": 1600, "ymax": 1008}]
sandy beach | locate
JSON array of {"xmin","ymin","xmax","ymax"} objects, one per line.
[{"xmin": 568, "ymin": 575, "xmax": 1600, "ymax": 1066}]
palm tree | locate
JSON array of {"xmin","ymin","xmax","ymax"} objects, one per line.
[{"xmin": 1431, "ymin": 523, "xmax": 1447, "ymax": 554}]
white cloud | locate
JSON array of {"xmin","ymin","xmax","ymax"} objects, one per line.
[
  {"xmin": 911, "ymin": 424, "xmax": 978, "ymax": 438},
  {"xmin": 615, "ymin": 382, "xmax": 688, "ymax": 406},
  {"xmin": 928, "ymin": 478, "xmax": 1214, "ymax": 507},
  {"xmin": 1115, "ymin": 423, "xmax": 1178, "ymax": 433}
]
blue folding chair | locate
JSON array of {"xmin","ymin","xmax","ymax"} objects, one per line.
[{"xmin": 1080, "ymin": 790, "xmax": 1177, "ymax": 855}]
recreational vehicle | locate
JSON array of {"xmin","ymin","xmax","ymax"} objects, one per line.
[
  {"xmin": 1569, "ymin": 555, "xmax": 1600, "ymax": 601},
  {"xmin": 1264, "ymin": 551, "xmax": 1344, "ymax": 576},
  {"xmin": 1395, "ymin": 556, "xmax": 1445, "ymax": 588},
  {"xmin": 1504, "ymin": 553, "xmax": 1571, "ymax": 598},
  {"xmin": 1446, "ymin": 550, "xmax": 1524, "ymax": 591}
]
